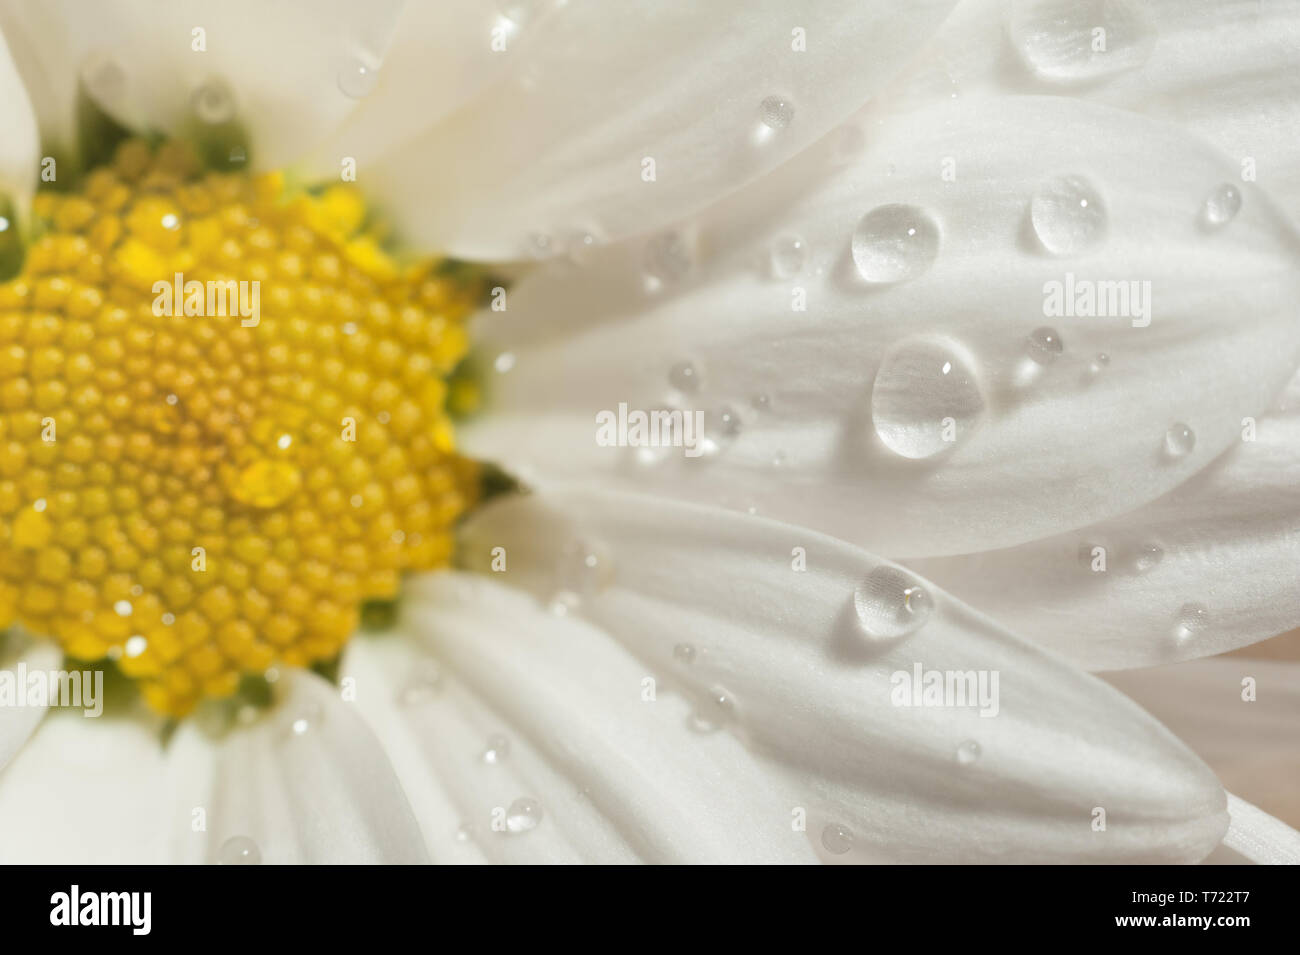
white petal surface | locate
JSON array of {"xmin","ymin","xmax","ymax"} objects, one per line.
[
  {"xmin": 1206, "ymin": 794, "xmax": 1300, "ymax": 865},
  {"xmin": 1106, "ymin": 657, "xmax": 1300, "ymax": 829},
  {"xmin": 913, "ymin": 372, "xmax": 1300, "ymax": 669},
  {"xmin": 364, "ymin": 0, "xmax": 957, "ymax": 259},
  {"xmin": 0, "ymin": 0, "xmax": 403, "ymax": 168},
  {"xmin": 895, "ymin": 0, "xmax": 1300, "ymax": 218},
  {"xmin": 0, "ymin": 634, "xmax": 64, "ymax": 772},
  {"xmin": 0, "ymin": 26, "xmax": 38, "ymax": 217},
  {"xmin": 456, "ymin": 488, "xmax": 1228, "ymax": 862},
  {"xmin": 463, "ymin": 96, "xmax": 1300, "ymax": 558},
  {"xmin": 342, "ymin": 580, "xmax": 816, "ymax": 864}
]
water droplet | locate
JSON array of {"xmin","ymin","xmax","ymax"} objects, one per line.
[
  {"xmin": 851, "ymin": 204, "xmax": 941, "ymax": 284},
  {"xmin": 668, "ymin": 359, "xmax": 700, "ymax": 394},
  {"xmin": 1026, "ymin": 326, "xmax": 1064, "ymax": 365},
  {"xmin": 1202, "ymin": 183, "xmax": 1242, "ymax": 229},
  {"xmin": 124, "ymin": 635, "xmax": 147, "ymax": 658},
  {"xmin": 33, "ymin": 498, "xmax": 47, "ymax": 513},
  {"xmin": 1174, "ymin": 602, "xmax": 1208, "ymax": 640},
  {"xmin": 482, "ymin": 734, "xmax": 510, "ymax": 765},
  {"xmin": 191, "ymin": 78, "xmax": 236, "ymax": 124},
  {"xmin": 338, "ymin": 57, "xmax": 379, "ymax": 98},
  {"xmin": 556, "ymin": 538, "xmax": 615, "ymax": 599},
  {"xmin": 871, "ymin": 336, "xmax": 984, "ymax": 459},
  {"xmin": 165, "ymin": 393, "xmax": 179, "ymax": 405},
  {"xmin": 1085, "ymin": 352, "xmax": 1110, "ymax": 380},
  {"xmin": 750, "ymin": 393, "xmax": 770, "ymax": 412},
  {"xmin": 768, "ymin": 235, "xmax": 807, "ymax": 279},
  {"xmin": 286, "ymin": 701, "xmax": 322, "ymax": 737},
  {"xmin": 688, "ymin": 685, "xmax": 736, "ymax": 733},
  {"xmin": 218, "ymin": 835, "xmax": 261, "ymax": 865},
  {"xmin": 276, "ymin": 434, "xmax": 293, "ymax": 450},
  {"xmin": 702, "ymin": 405, "xmax": 742, "ymax": 454},
  {"xmin": 643, "ymin": 232, "xmax": 692, "ymax": 286},
  {"xmin": 854, "ymin": 566, "xmax": 934, "ymax": 640},
  {"xmin": 821, "ymin": 823, "xmax": 854, "ymax": 855},
  {"xmin": 1163, "ymin": 423, "xmax": 1195, "ymax": 459},
  {"xmin": 956, "ymin": 739, "xmax": 981, "ymax": 765},
  {"xmin": 1127, "ymin": 543, "xmax": 1164, "ymax": 574},
  {"xmin": 1031, "ymin": 174, "xmax": 1106, "ymax": 255},
  {"xmin": 672, "ymin": 643, "xmax": 696, "ymax": 664},
  {"xmin": 1009, "ymin": 0, "xmax": 1155, "ymax": 84},
  {"xmin": 398, "ymin": 659, "xmax": 443, "ymax": 705},
  {"xmin": 455, "ymin": 822, "xmax": 475, "ymax": 843},
  {"xmin": 758, "ymin": 95, "xmax": 794, "ymax": 130},
  {"xmin": 114, "ymin": 600, "xmax": 133, "ymax": 617},
  {"xmin": 506, "ymin": 797, "xmax": 543, "ymax": 833}
]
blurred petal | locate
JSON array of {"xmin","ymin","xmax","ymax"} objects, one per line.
[
  {"xmin": 1208, "ymin": 794, "xmax": 1300, "ymax": 865},
  {"xmin": 343, "ymin": 583, "xmax": 815, "ymax": 864},
  {"xmin": 456, "ymin": 487, "xmax": 1227, "ymax": 862},
  {"xmin": 914, "ymin": 371, "xmax": 1300, "ymax": 668},
  {"xmin": 365, "ymin": 0, "xmax": 957, "ymax": 259},
  {"xmin": 0, "ymin": 635, "xmax": 62, "ymax": 772},
  {"xmin": 463, "ymin": 96, "xmax": 1300, "ymax": 558},
  {"xmin": 0, "ymin": 26, "xmax": 39, "ymax": 217},
  {"xmin": 167, "ymin": 669, "xmax": 428, "ymax": 864},
  {"xmin": 0, "ymin": 0, "xmax": 403, "ymax": 168},
  {"xmin": 1106, "ymin": 657, "xmax": 1300, "ymax": 828},
  {"xmin": 896, "ymin": 0, "xmax": 1300, "ymax": 219}
]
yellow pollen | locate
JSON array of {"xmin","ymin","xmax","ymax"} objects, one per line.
[{"xmin": 0, "ymin": 139, "xmax": 481, "ymax": 716}]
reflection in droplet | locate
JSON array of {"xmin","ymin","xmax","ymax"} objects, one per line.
[
  {"xmin": 1174, "ymin": 602, "xmax": 1208, "ymax": 641},
  {"xmin": 854, "ymin": 566, "xmax": 934, "ymax": 640},
  {"xmin": 1026, "ymin": 327, "xmax": 1064, "ymax": 365},
  {"xmin": 758, "ymin": 95, "xmax": 794, "ymax": 130},
  {"xmin": 1202, "ymin": 183, "xmax": 1242, "ymax": 230},
  {"xmin": 506, "ymin": 797, "xmax": 543, "ymax": 833}
]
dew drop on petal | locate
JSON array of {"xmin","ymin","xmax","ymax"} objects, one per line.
[
  {"xmin": 455, "ymin": 822, "xmax": 475, "ymax": 843},
  {"xmin": 556, "ymin": 538, "xmax": 615, "ymax": 599},
  {"xmin": 668, "ymin": 359, "xmax": 699, "ymax": 394},
  {"xmin": 337, "ymin": 57, "xmax": 379, "ymax": 98},
  {"xmin": 758, "ymin": 95, "xmax": 794, "ymax": 130},
  {"xmin": 672, "ymin": 643, "xmax": 696, "ymax": 664},
  {"xmin": 871, "ymin": 337, "xmax": 984, "ymax": 459},
  {"xmin": 1163, "ymin": 422, "xmax": 1196, "ymax": 459},
  {"xmin": 1030, "ymin": 174, "xmax": 1106, "ymax": 255},
  {"xmin": 191, "ymin": 78, "xmax": 236, "ymax": 124},
  {"xmin": 956, "ymin": 739, "xmax": 982, "ymax": 765},
  {"xmin": 1009, "ymin": 0, "xmax": 1154, "ymax": 84},
  {"xmin": 218, "ymin": 836, "xmax": 261, "ymax": 865},
  {"xmin": 851, "ymin": 204, "xmax": 941, "ymax": 284},
  {"xmin": 821, "ymin": 823, "xmax": 854, "ymax": 855},
  {"xmin": 642, "ymin": 231, "xmax": 692, "ymax": 286},
  {"xmin": 482, "ymin": 734, "xmax": 510, "ymax": 765},
  {"xmin": 286, "ymin": 701, "xmax": 322, "ymax": 737},
  {"xmin": 1202, "ymin": 183, "xmax": 1242, "ymax": 229},
  {"xmin": 506, "ymin": 797, "xmax": 543, "ymax": 833},
  {"xmin": 1085, "ymin": 352, "xmax": 1110, "ymax": 380},
  {"xmin": 1128, "ymin": 542, "xmax": 1164, "ymax": 574},
  {"xmin": 1026, "ymin": 326, "xmax": 1064, "ymax": 365},
  {"xmin": 854, "ymin": 566, "xmax": 934, "ymax": 640},
  {"xmin": 1174, "ymin": 602, "xmax": 1208, "ymax": 641},
  {"xmin": 768, "ymin": 235, "xmax": 807, "ymax": 279}
]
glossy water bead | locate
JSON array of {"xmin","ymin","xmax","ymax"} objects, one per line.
[{"xmin": 0, "ymin": 139, "xmax": 482, "ymax": 715}]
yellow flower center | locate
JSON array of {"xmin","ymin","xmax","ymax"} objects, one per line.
[{"xmin": 0, "ymin": 139, "xmax": 480, "ymax": 716}]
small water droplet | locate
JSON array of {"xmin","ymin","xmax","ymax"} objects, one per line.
[
  {"xmin": 750, "ymin": 393, "xmax": 770, "ymax": 412},
  {"xmin": 1085, "ymin": 352, "xmax": 1110, "ymax": 380},
  {"xmin": 821, "ymin": 822, "xmax": 854, "ymax": 855},
  {"xmin": 114, "ymin": 600, "xmax": 133, "ymax": 617},
  {"xmin": 455, "ymin": 821, "xmax": 475, "ymax": 843},
  {"xmin": 218, "ymin": 835, "xmax": 261, "ymax": 865},
  {"xmin": 1031, "ymin": 174, "xmax": 1106, "ymax": 255},
  {"xmin": 556, "ymin": 538, "xmax": 615, "ymax": 599},
  {"xmin": 506, "ymin": 797, "xmax": 543, "ymax": 833},
  {"xmin": 398, "ymin": 659, "xmax": 443, "ymax": 705},
  {"xmin": 1128, "ymin": 542, "xmax": 1164, "ymax": 574},
  {"xmin": 758, "ymin": 95, "xmax": 794, "ymax": 130},
  {"xmin": 668, "ymin": 359, "xmax": 699, "ymax": 394},
  {"xmin": 286, "ymin": 701, "xmax": 322, "ymax": 737},
  {"xmin": 768, "ymin": 234, "xmax": 807, "ymax": 278},
  {"xmin": 494, "ymin": 352, "xmax": 516, "ymax": 374},
  {"xmin": 851, "ymin": 204, "xmax": 941, "ymax": 284},
  {"xmin": 1163, "ymin": 422, "xmax": 1196, "ymax": 459},
  {"xmin": 854, "ymin": 566, "xmax": 934, "ymax": 640},
  {"xmin": 276, "ymin": 434, "xmax": 293, "ymax": 450},
  {"xmin": 672, "ymin": 643, "xmax": 696, "ymax": 664},
  {"xmin": 165, "ymin": 393, "xmax": 179, "ymax": 405},
  {"xmin": 191, "ymin": 78, "xmax": 236, "ymax": 124},
  {"xmin": 1026, "ymin": 326, "xmax": 1064, "ymax": 365},
  {"xmin": 956, "ymin": 739, "xmax": 981, "ymax": 765},
  {"xmin": 124, "ymin": 635, "xmax": 147, "ymax": 658},
  {"xmin": 1174, "ymin": 602, "xmax": 1208, "ymax": 640},
  {"xmin": 1202, "ymin": 183, "xmax": 1242, "ymax": 229},
  {"xmin": 643, "ymin": 232, "xmax": 692, "ymax": 286},
  {"xmin": 33, "ymin": 498, "xmax": 47, "ymax": 513},
  {"xmin": 482, "ymin": 734, "xmax": 510, "ymax": 765},
  {"xmin": 702, "ymin": 405, "xmax": 742, "ymax": 454},
  {"xmin": 871, "ymin": 336, "xmax": 984, "ymax": 459},
  {"xmin": 338, "ymin": 57, "xmax": 379, "ymax": 98}
]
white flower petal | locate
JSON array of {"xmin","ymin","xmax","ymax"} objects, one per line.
[
  {"xmin": 0, "ymin": 0, "xmax": 404, "ymax": 168},
  {"xmin": 364, "ymin": 0, "xmax": 957, "ymax": 260},
  {"xmin": 896, "ymin": 0, "xmax": 1300, "ymax": 217},
  {"xmin": 166, "ymin": 669, "xmax": 427, "ymax": 864},
  {"xmin": 913, "ymin": 372, "xmax": 1300, "ymax": 669},
  {"xmin": 1205, "ymin": 794, "xmax": 1300, "ymax": 865},
  {"xmin": 342, "ymin": 583, "xmax": 817, "ymax": 864},
  {"xmin": 464, "ymin": 95, "xmax": 1300, "ymax": 558},
  {"xmin": 455, "ymin": 487, "xmax": 1227, "ymax": 862},
  {"xmin": 0, "ymin": 635, "xmax": 67, "ymax": 772},
  {"xmin": 1105, "ymin": 657, "xmax": 1300, "ymax": 830},
  {"xmin": 0, "ymin": 26, "xmax": 37, "ymax": 218},
  {"xmin": 0, "ymin": 711, "xmax": 174, "ymax": 863}
]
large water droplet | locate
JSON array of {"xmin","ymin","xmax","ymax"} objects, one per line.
[
  {"xmin": 1030, "ymin": 174, "xmax": 1106, "ymax": 255},
  {"xmin": 218, "ymin": 835, "xmax": 261, "ymax": 865},
  {"xmin": 1009, "ymin": 0, "xmax": 1155, "ymax": 84},
  {"xmin": 1163, "ymin": 423, "xmax": 1195, "ymax": 459},
  {"xmin": 506, "ymin": 797, "xmax": 543, "ymax": 833},
  {"xmin": 854, "ymin": 566, "xmax": 934, "ymax": 640},
  {"xmin": 768, "ymin": 235, "xmax": 808, "ymax": 279},
  {"xmin": 338, "ymin": 57, "xmax": 379, "ymax": 98},
  {"xmin": 758, "ymin": 95, "xmax": 794, "ymax": 130},
  {"xmin": 1202, "ymin": 183, "xmax": 1242, "ymax": 230},
  {"xmin": 871, "ymin": 337, "xmax": 984, "ymax": 459},
  {"xmin": 1026, "ymin": 326, "xmax": 1064, "ymax": 365},
  {"xmin": 1174, "ymin": 602, "xmax": 1208, "ymax": 641},
  {"xmin": 821, "ymin": 823, "xmax": 854, "ymax": 855},
  {"xmin": 851, "ymin": 204, "xmax": 941, "ymax": 284},
  {"xmin": 956, "ymin": 739, "xmax": 982, "ymax": 765}
]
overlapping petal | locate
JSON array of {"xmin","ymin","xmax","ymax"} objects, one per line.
[{"xmin": 0, "ymin": 632, "xmax": 61, "ymax": 773}]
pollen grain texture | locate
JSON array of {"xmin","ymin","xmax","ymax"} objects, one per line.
[{"xmin": 0, "ymin": 140, "xmax": 479, "ymax": 715}]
